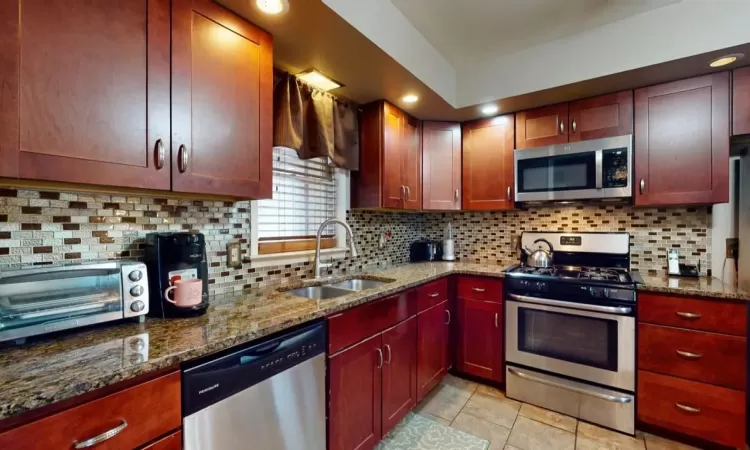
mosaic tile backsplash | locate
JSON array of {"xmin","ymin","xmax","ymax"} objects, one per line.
[{"xmin": 0, "ymin": 187, "xmax": 711, "ymax": 297}]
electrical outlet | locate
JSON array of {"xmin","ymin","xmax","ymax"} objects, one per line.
[
  {"xmin": 227, "ymin": 241, "xmax": 242, "ymax": 268},
  {"xmin": 726, "ymin": 238, "xmax": 739, "ymax": 259}
]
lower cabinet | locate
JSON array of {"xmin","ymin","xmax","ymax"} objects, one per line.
[
  {"xmin": 416, "ymin": 300, "xmax": 450, "ymax": 402},
  {"xmin": 381, "ymin": 317, "xmax": 418, "ymax": 433},
  {"xmin": 456, "ymin": 297, "xmax": 504, "ymax": 382},
  {"xmin": 143, "ymin": 431, "xmax": 183, "ymax": 450}
]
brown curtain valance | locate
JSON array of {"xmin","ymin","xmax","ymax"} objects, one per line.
[{"xmin": 273, "ymin": 71, "xmax": 359, "ymax": 171}]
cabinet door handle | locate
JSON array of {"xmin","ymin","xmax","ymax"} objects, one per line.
[
  {"xmin": 376, "ymin": 348, "xmax": 383, "ymax": 369},
  {"xmin": 384, "ymin": 344, "xmax": 392, "ymax": 364},
  {"xmin": 406, "ymin": 186, "xmax": 411, "ymax": 201},
  {"xmin": 178, "ymin": 144, "xmax": 188, "ymax": 173},
  {"xmin": 73, "ymin": 419, "xmax": 128, "ymax": 449},
  {"xmin": 675, "ymin": 403, "xmax": 701, "ymax": 414},
  {"xmin": 154, "ymin": 139, "xmax": 165, "ymax": 169},
  {"xmin": 676, "ymin": 349, "xmax": 703, "ymax": 360},
  {"xmin": 454, "ymin": 189, "xmax": 459, "ymax": 203},
  {"xmin": 506, "ymin": 186, "xmax": 511, "ymax": 200},
  {"xmin": 494, "ymin": 312, "xmax": 499, "ymax": 328},
  {"xmin": 445, "ymin": 309, "xmax": 451, "ymax": 325},
  {"xmin": 571, "ymin": 119, "xmax": 577, "ymax": 133},
  {"xmin": 472, "ymin": 287, "xmax": 486, "ymax": 293},
  {"xmin": 559, "ymin": 120, "xmax": 564, "ymax": 134},
  {"xmin": 639, "ymin": 178, "xmax": 645, "ymax": 195},
  {"xmin": 675, "ymin": 311, "xmax": 701, "ymax": 320}
]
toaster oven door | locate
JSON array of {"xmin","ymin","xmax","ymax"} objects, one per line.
[{"xmin": 0, "ymin": 263, "xmax": 124, "ymax": 342}]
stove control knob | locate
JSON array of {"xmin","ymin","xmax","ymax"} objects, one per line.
[
  {"xmin": 130, "ymin": 300, "xmax": 145, "ymax": 313},
  {"xmin": 603, "ymin": 288, "xmax": 610, "ymax": 298},
  {"xmin": 535, "ymin": 282, "xmax": 546, "ymax": 292},
  {"xmin": 588, "ymin": 287, "xmax": 597, "ymax": 297}
]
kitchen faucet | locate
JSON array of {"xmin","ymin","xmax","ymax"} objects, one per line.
[{"xmin": 314, "ymin": 219, "xmax": 359, "ymax": 279}]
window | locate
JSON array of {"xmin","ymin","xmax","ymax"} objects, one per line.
[{"xmin": 250, "ymin": 147, "xmax": 349, "ymax": 265}]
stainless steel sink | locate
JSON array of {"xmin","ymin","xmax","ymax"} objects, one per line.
[
  {"xmin": 287, "ymin": 286, "xmax": 354, "ymax": 300},
  {"xmin": 328, "ymin": 278, "xmax": 391, "ymax": 291}
]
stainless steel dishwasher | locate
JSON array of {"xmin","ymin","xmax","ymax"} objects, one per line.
[{"xmin": 182, "ymin": 321, "xmax": 326, "ymax": 450}]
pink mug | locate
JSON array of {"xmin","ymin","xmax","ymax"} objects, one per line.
[{"xmin": 164, "ymin": 279, "xmax": 203, "ymax": 307}]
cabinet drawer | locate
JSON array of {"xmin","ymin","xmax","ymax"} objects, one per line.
[
  {"xmin": 638, "ymin": 324, "xmax": 747, "ymax": 389},
  {"xmin": 0, "ymin": 372, "xmax": 181, "ymax": 450},
  {"xmin": 637, "ymin": 370, "xmax": 745, "ymax": 449},
  {"xmin": 457, "ymin": 276, "xmax": 502, "ymax": 302},
  {"xmin": 416, "ymin": 278, "xmax": 448, "ymax": 312},
  {"xmin": 328, "ymin": 292, "xmax": 416, "ymax": 354},
  {"xmin": 638, "ymin": 292, "xmax": 746, "ymax": 336}
]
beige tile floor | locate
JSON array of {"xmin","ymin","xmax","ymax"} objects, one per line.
[{"xmin": 413, "ymin": 374, "xmax": 700, "ymax": 450}]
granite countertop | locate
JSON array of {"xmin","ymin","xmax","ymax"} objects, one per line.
[
  {"xmin": 0, "ymin": 261, "xmax": 747, "ymax": 422},
  {"xmin": 636, "ymin": 273, "xmax": 750, "ymax": 302}
]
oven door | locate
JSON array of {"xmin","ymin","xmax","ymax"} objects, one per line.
[
  {"xmin": 514, "ymin": 135, "xmax": 632, "ymax": 202},
  {"xmin": 505, "ymin": 297, "xmax": 635, "ymax": 392}
]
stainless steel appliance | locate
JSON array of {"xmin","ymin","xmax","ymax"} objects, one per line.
[
  {"xmin": 0, "ymin": 261, "xmax": 149, "ymax": 343},
  {"xmin": 505, "ymin": 232, "xmax": 637, "ymax": 434},
  {"xmin": 182, "ymin": 321, "xmax": 326, "ymax": 450},
  {"xmin": 514, "ymin": 135, "xmax": 632, "ymax": 202}
]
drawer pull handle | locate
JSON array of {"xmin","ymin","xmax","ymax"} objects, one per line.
[
  {"xmin": 472, "ymin": 287, "xmax": 486, "ymax": 293},
  {"xmin": 675, "ymin": 311, "xmax": 701, "ymax": 320},
  {"xmin": 676, "ymin": 349, "xmax": 702, "ymax": 360},
  {"xmin": 429, "ymin": 292, "xmax": 440, "ymax": 298},
  {"xmin": 73, "ymin": 419, "xmax": 128, "ymax": 449},
  {"xmin": 675, "ymin": 403, "xmax": 701, "ymax": 414}
]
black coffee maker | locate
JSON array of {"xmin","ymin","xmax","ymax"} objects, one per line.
[{"xmin": 144, "ymin": 232, "xmax": 209, "ymax": 318}]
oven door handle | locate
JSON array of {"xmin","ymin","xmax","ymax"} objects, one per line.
[
  {"xmin": 508, "ymin": 294, "xmax": 632, "ymax": 315},
  {"xmin": 508, "ymin": 367, "xmax": 633, "ymax": 404}
]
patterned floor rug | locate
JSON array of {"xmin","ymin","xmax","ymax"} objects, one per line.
[{"xmin": 376, "ymin": 412, "xmax": 490, "ymax": 450}]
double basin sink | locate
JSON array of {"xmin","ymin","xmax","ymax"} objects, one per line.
[{"xmin": 286, "ymin": 278, "xmax": 393, "ymax": 300}]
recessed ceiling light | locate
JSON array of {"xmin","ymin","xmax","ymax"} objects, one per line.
[
  {"xmin": 402, "ymin": 94, "xmax": 419, "ymax": 104},
  {"xmin": 709, "ymin": 53, "xmax": 744, "ymax": 68},
  {"xmin": 481, "ymin": 104, "xmax": 499, "ymax": 116},
  {"xmin": 297, "ymin": 69, "xmax": 342, "ymax": 91},
  {"xmin": 256, "ymin": 0, "xmax": 288, "ymax": 15}
]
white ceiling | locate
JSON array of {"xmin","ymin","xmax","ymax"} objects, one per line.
[{"xmin": 391, "ymin": 0, "xmax": 678, "ymax": 67}]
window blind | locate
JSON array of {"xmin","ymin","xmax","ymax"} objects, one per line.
[{"xmin": 257, "ymin": 147, "xmax": 337, "ymax": 241}]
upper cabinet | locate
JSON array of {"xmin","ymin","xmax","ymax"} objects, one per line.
[
  {"xmin": 515, "ymin": 91, "xmax": 634, "ymax": 149},
  {"xmin": 353, "ymin": 101, "xmax": 422, "ymax": 210},
  {"xmin": 0, "ymin": 0, "xmax": 272, "ymax": 199},
  {"xmin": 733, "ymin": 66, "xmax": 750, "ymax": 136},
  {"xmin": 422, "ymin": 122, "xmax": 461, "ymax": 210},
  {"xmin": 635, "ymin": 73, "xmax": 729, "ymax": 206},
  {"xmin": 0, "ymin": 0, "xmax": 171, "ymax": 190},
  {"xmin": 171, "ymin": 0, "xmax": 273, "ymax": 199},
  {"xmin": 462, "ymin": 115, "xmax": 515, "ymax": 211}
]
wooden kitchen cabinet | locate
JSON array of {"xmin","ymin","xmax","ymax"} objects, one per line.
[
  {"xmin": 381, "ymin": 317, "xmax": 417, "ymax": 435},
  {"xmin": 329, "ymin": 333, "xmax": 383, "ymax": 450},
  {"xmin": 515, "ymin": 103, "xmax": 569, "ymax": 149},
  {"xmin": 733, "ymin": 66, "xmax": 750, "ymax": 136},
  {"xmin": 353, "ymin": 101, "xmax": 422, "ymax": 210},
  {"xmin": 417, "ymin": 300, "xmax": 450, "ymax": 402},
  {"xmin": 422, "ymin": 122, "xmax": 461, "ymax": 210},
  {"xmin": 569, "ymin": 91, "xmax": 633, "ymax": 142},
  {"xmin": 456, "ymin": 297, "xmax": 504, "ymax": 383},
  {"xmin": 0, "ymin": 0, "xmax": 171, "ymax": 190},
  {"xmin": 171, "ymin": 0, "xmax": 273, "ymax": 198},
  {"xmin": 634, "ymin": 73, "xmax": 730, "ymax": 206},
  {"xmin": 142, "ymin": 431, "xmax": 182, "ymax": 450},
  {"xmin": 462, "ymin": 115, "xmax": 515, "ymax": 210}
]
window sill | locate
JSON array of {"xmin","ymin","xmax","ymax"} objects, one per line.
[{"xmin": 248, "ymin": 247, "xmax": 350, "ymax": 269}]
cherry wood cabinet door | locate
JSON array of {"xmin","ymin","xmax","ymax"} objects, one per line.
[
  {"xmin": 171, "ymin": 0, "xmax": 272, "ymax": 198},
  {"xmin": 382, "ymin": 102, "xmax": 405, "ymax": 208},
  {"xmin": 569, "ymin": 91, "xmax": 633, "ymax": 142},
  {"xmin": 515, "ymin": 103, "xmax": 569, "ymax": 149},
  {"xmin": 733, "ymin": 66, "xmax": 750, "ymax": 136},
  {"xmin": 417, "ymin": 301, "xmax": 449, "ymax": 402},
  {"xmin": 381, "ymin": 317, "xmax": 418, "ymax": 435},
  {"xmin": 0, "ymin": 0, "xmax": 170, "ymax": 189},
  {"xmin": 634, "ymin": 73, "xmax": 729, "ymax": 206},
  {"xmin": 456, "ymin": 297, "xmax": 504, "ymax": 382},
  {"xmin": 329, "ymin": 334, "xmax": 382, "ymax": 450},
  {"xmin": 402, "ymin": 115, "xmax": 422, "ymax": 210},
  {"xmin": 422, "ymin": 122, "xmax": 461, "ymax": 210},
  {"xmin": 462, "ymin": 115, "xmax": 515, "ymax": 211}
]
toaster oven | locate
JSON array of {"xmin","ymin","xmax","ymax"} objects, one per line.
[{"xmin": 0, "ymin": 261, "xmax": 149, "ymax": 343}]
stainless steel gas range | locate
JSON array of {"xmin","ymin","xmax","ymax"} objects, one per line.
[{"xmin": 504, "ymin": 232, "xmax": 637, "ymax": 435}]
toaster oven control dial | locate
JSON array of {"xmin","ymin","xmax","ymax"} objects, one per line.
[
  {"xmin": 130, "ymin": 285, "xmax": 144, "ymax": 297},
  {"xmin": 128, "ymin": 270, "xmax": 143, "ymax": 282},
  {"xmin": 130, "ymin": 300, "xmax": 145, "ymax": 313}
]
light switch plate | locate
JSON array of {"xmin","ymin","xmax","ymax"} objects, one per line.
[{"xmin": 227, "ymin": 241, "xmax": 242, "ymax": 268}]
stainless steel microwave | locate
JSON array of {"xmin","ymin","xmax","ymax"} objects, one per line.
[{"xmin": 514, "ymin": 135, "xmax": 633, "ymax": 202}]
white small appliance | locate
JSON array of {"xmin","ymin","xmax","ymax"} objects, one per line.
[{"xmin": 442, "ymin": 222, "xmax": 456, "ymax": 261}]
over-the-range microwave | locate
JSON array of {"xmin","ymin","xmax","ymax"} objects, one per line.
[{"xmin": 514, "ymin": 134, "xmax": 632, "ymax": 202}]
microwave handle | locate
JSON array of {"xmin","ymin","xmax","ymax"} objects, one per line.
[{"xmin": 595, "ymin": 150, "xmax": 603, "ymax": 189}]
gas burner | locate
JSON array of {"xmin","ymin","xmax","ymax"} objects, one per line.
[
  {"xmin": 507, "ymin": 264, "xmax": 633, "ymax": 285},
  {"xmin": 514, "ymin": 266, "xmax": 554, "ymax": 276}
]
